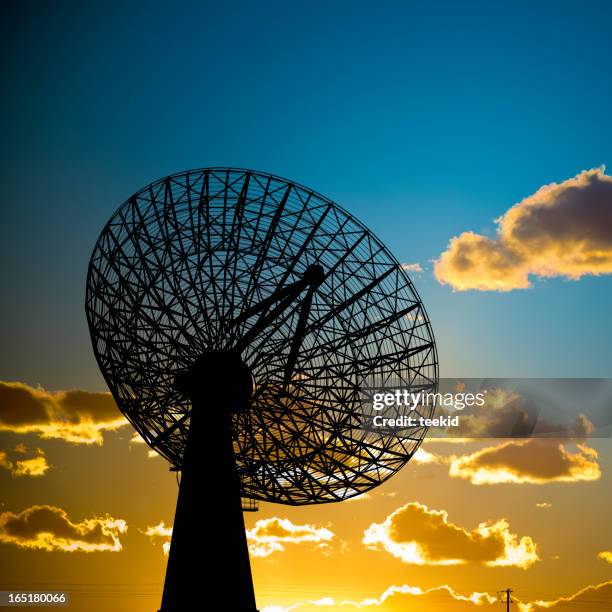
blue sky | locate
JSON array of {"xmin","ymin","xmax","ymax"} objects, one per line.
[{"xmin": 1, "ymin": 0, "xmax": 611, "ymax": 388}]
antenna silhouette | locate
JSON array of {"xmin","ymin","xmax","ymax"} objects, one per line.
[{"xmin": 85, "ymin": 168, "xmax": 438, "ymax": 610}]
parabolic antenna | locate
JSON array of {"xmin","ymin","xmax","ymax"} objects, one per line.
[{"xmin": 85, "ymin": 168, "xmax": 437, "ymax": 610}]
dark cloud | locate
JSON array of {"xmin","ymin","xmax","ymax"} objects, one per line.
[
  {"xmin": 0, "ymin": 382, "xmax": 127, "ymax": 444},
  {"xmin": 449, "ymin": 439, "xmax": 600, "ymax": 484},
  {"xmin": 436, "ymin": 387, "xmax": 596, "ymax": 439},
  {"xmin": 0, "ymin": 505, "xmax": 127, "ymax": 552}
]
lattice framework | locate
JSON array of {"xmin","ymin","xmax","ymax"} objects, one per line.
[{"xmin": 86, "ymin": 168, "xmax": 438, "ymax": 504}]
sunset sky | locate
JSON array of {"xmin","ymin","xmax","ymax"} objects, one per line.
[{"xmin": 2, "ymin": 2, "xmax": 612, "ymax": 611}]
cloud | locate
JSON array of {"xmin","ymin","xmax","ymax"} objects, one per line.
[
  {"xmin": 434, "ymin": 167, "xmax": 612, "ymax": 291},
  {"xmin": 519, "ymin": 580, "xmax": 612, "ymax": 611},
  {"xmin": 362, "ymin": 502, "xmax": 537, "ymax": 568},
  {"xmin": 412, "ymin": 447, "xmax": 446, "ymax": 464},
  {"xmin": 598, "ymin": 551, "xmax": 612, "ymax": 564},
  {"xmin": 459, "ymin": 388, "xmax": 594, "ymax": 439},
  {"xmin": 143, "ymin": 517, "xmax": 335, "ymax": 559},
  {"xmin": 0, "ymin": 505, "xmax": 127, "ymax": 552},
  {"xmin": 130, "ymin": 433, "xmax": 145, "ymax": 444},
  {"xmin": 262, "ymin": 581, "xmax": 612, "ymax": 612},
  {"xmin": 130, "ymin": 433, "xmax": 160, "ymax": 459},
  {"xmin": 0, "ymin": 381, "xmax": 127, "ymax": 444},
  {"xmin": 429, "ymin": 385, "xmax": 597, "ymax": 440},
  {"xmin": 261, "ymin": 584, "xmax": 498, "ymax": 611},
  {"xmin": 143, "ymin": 522, "xmax": 173, "ymax": 555},
  {"xmin": 409, "ymin": 413, "xmax": 600, "ymax": 486},
  {"xmin": 449, "ymin": 439, "xmax": 600, "ymax": 485},
  {"xmin": 0, "ymin": 446, "xmax": 50, "ymax": 477},
  {"xmin": 247, "ymin": 518, "xmax": 334, "ymax": 558},
  {"xmin": 344, "ymin": 492, "xmax": 372, "ymax": 502},
  {"xmin": 534, "ymin": 502, "xmax": 552, "ymax": 509},
  {"xmin": 401, "ymin": 262, "xmax": 423, "ymax": 273}
]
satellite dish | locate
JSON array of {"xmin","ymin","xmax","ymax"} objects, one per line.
[{"xmin": 85, "ymin": 168, "xmax": 437, "ymax": 611}]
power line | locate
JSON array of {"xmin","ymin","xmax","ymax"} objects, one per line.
[{"xmin": 497, "ymin": 588, "xmax": 513, "ymax": 612}]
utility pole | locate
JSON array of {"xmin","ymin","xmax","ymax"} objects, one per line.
[{"xmin": 497, "ymin": 588, "xmax": 513, "ymax": 611}]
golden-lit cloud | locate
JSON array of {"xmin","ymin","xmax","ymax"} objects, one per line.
[
  {"xmin": 362, "ymin": 502, "xmax": 538, "ymax": 568},
  {"xmin": 0, "ymin": 381, "xmax": 127, "ymax": 444},
  {"xmin": 519, "ymin": 580, "xmax": 612, "ymax": 611},
  {"xmin": 534, "ymin": 502, "xmax": 552, "ymax": 509},
  {"xmin": 344, "ymin": 492, "xmax": 372, "ymax": 502},
  {"xmin": 143, "ymin": 517, "xmax": 335, "ymax": 559},
  {"xmin": 130, "ymin": 433, "xmax": 159, "ymax": 459},
  {"xmin": 247, "ymin": 517, "xmax": 334, "ymax": 558},
  {"xmin": 412, "ymin": 447, "xmax": 446, "ymax": 464},
  {"xmin": 0, "ymin": 505, "xmax": 127, "ymax": 552},
  {"xmin": 261, "ymin": 580, "xmax": 612, "ymax": 611},
  {"xmin": 0, "ymin": 446, "xmax": 50, "ymax": 477},
  {"xmin": 410, "ymin": 435, "xmax": 601, "ymax": 488},
  {"xmin": 449, "ymin": 439, "xmax": 600, "ymax": 485},
  {"xmin": 598, "ymin": 551, "xmax": 612, "ymax": 564},
  {"xmin": 434, "ymin": 167, "xmax": 612, "ymax": 291},
  {"xmin": 261, "ymin": 584, "xmax": 499, "ymax": 611},
  {"xmin": 143, "ymin": 521, "xmax": 173, "ymax": 555}
]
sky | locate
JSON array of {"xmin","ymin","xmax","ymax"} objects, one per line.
[{"xmin": 1, "ymin": 1, "xmax": 611, "ymax": 611}]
